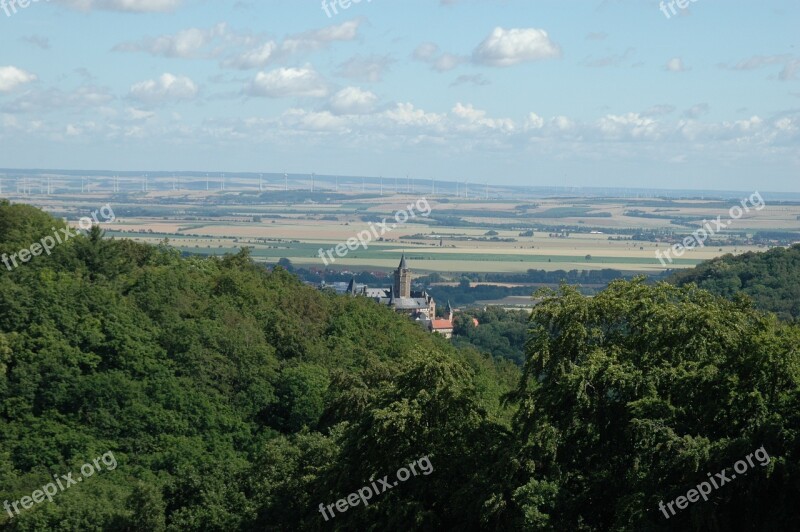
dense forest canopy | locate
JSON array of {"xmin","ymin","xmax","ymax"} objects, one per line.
[
  {"xmin": 1, "ymin": 201, "xmax": 798, "ymax": 530},
  {"xmin": 668, "ymin": 244, "xmax": 800, "ymax": 321}
]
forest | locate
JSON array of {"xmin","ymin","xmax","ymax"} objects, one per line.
[
  {"xmin": 1, "ymin": 200, "xmax": 799, "ymax": 531},
  {"xmin": 669, "ymin": 244, "xmax": 800, "ymax": 321}
]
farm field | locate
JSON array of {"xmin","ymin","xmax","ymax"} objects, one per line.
[{"xmin": 8, "ymin": 187, "xmax": 800, "ymax": 277}]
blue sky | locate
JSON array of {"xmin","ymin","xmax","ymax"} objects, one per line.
[{"xmin": 0, "ymin": 0, "xmax": 798, "ymax": 191}]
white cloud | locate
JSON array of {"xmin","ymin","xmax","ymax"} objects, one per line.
[
  {"xmin": 222, "ymin": 41, "xmax": 278, "ymax": 70},
  {"xmin": 245, "ymin": 66, "xmax": 328, "ymax": 98},
  {"xmin": 473, "ymin": 27, "xmax": 561, "ymax": 67},
  {"xmin": 596, "ymin": 113, "xmax": 659, "ymax": 139},
  {"xmin": 665, "ymin": 57, "xmax": 688, "ymax": 72},
  {"xmin": 729, "ymin": 55, "xmax": 800, "ymax": 81},
  {"xmin": 281, "ymin": 19, "xmax": 361, "ymax": 55},
  {"xmin": 56, "ymin": 0, "xmax": 183, "ymax": 13},
  {"xmin": 413, "ymin": 43, "xmax": 440, "ymax": 62},
  {"xmin": 114, "ymin": 24, "xmax": 227, "ymax": 58},
  {"xmin": 413, "ymin": 43, "xmax": 466, "ymax": 72},
  {"xmin": 280, "ymin": 108, "xmax": 347, "ymax": 132},
  {"xmin": 1, "ymin": 85, "xmax": 114, "ymax": 114},
  {"xmin": 335, "ymin": 55, "xmax": 394, "ymax": 82},
  {"xmin": 221, "ymin": 20, "xmax": 362, "ymax": 71},
  {"xmin": 0, "ymin": 66, "xmax": 37, "ymax": 93},
  {"xmin": 129, "ymin": 73, "xmax": 198, "ymax": 104},
  {"xmin": 127, "ymin": 107, "xmax": 156, "ymax": 121},
  {"xmin": 452, "ymin": 103, "xmax": 514, "ymax": 131},
  {"xmin": 328, "ymin": 87, "xmax": 378, "ymax": 115},
  {"xmin": 383, "ymin": 102, "xmax": 445, "ymax": 128},
  {"xmin": 524, "ymin": 112, "xmax": 545, "ymax": 130},
  {"xmin": 549, "ymin": 115, "xmax": 574, "ymax": 131}
]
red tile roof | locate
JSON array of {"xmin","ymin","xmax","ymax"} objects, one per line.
[{"xmin": 431, "ymin": 319, "xmax": 453, "ymax": 330}]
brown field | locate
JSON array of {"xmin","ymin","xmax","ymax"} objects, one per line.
[{"xmin": 16, "ymin": 190, "xmax": 800, "ymax": 277}]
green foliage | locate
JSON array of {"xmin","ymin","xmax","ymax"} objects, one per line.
[
  {"xmin": 2, "ymin": 203, "xmax": 798, "ymax": 530},
  {"xmin": 508, "ymin": 280, "xmax": 800, "ymax": 530},
  {"xmin": 452, "ymin": 307, "xmax": 530, "ymax": 365},
  {"xmin": 269, "ymin": 363, "xmax": 330, "ymax": 432},
  {"xmin": 0, "ymin": 203, "xmax": 518, "ymax": 530},
  {"xmin": 669, "ymin": 244, "xmax": 800, "ymax": 321}
]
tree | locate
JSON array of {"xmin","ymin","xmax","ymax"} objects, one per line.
[{"xmin": 507, "ymin": 280, "xmax": 800, "ymax": 530}]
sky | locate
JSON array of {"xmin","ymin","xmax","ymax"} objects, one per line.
[{"xmin": 0, "ymin": 0, "xmax": 798, "ymax": 191}]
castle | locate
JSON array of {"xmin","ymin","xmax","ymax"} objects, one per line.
[{"xmin": 345, "ymin": 254, "xmax": 455, "ymax": 337}]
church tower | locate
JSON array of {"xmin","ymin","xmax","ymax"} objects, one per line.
[{"xmin": 393, "ymin": 254, "xmax": 411, "ymax": 298}]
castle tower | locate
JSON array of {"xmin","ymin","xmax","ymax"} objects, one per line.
[
  {"xmin": 394, "ymin": 254, "xmax": 411, "ymax": 298},
  {"xmin": 346, "ymin": 277, "xmax": 358, "ymax": 296}
]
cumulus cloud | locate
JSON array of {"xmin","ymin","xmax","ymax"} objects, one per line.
[
  {"xmin": 281, "ymin": 19, "xmax": 361, "ymax": 55},
  {"xmin": 222, "ymin": 41, "xmax": 278, "ymax": 70},
  {"xmin": 328, "ymin": 87, "xmax": 378, "ymax": 115},
  {"xmin": 335, "ymin": 55, "xmax": 394, "ymax": 82},
  {"xmin": 472, "ymin": 27, "xmax": 561, "ymax": 67},
  {"xmin": 280, "ymin": 108, "xmax": 347, "ymax": 132},
  {"xmin": 0, "ymin": 66, "xmax": 37, "ymax": 93},
  {"xmin": 222, "ymin": 19, "xmax": 362, "ymax": 70},
  {"xmin": 665, "ymin": 57, "xmax": 688, "ymax": 72},
  {"xmin": 727, "ymin": 54, "xmax": 800, "ymax": 81},
  {"xmin": 56, "ymin": 0, "xmax": 183, "ymax": 13},
  {"xmin": 2, "ymin": 85, "xmax": 114, "ymax": 114},
  {"xmin": 114, "ymin": 19, "xmax": 361, "ymax": 69},
  {"xmin": 245, "ymin": 66, "xmax": 328, "ymax": 98},
  {"xmin": 413, "ymin": 43, "xmax": 466, "ymax": 72},
  {"xmin": 452, "ymin": 102, "xmax": 514, "ymax": 131},
  {"xmin": 523, "ymin": 112, "xmax": 545, "ymax": 130},
  {"xmin": 383, "ymin": 102, "xmax": 445, "ymax": 128},
  {"xmin": 129, "ymin": 73, "xmax": 198, "ymax": 104},
  {"xmin": 114, "ymin": 24, "xmax": 227, "ymax": 58},
  {"xmin": 596, "ymin": 113, "xmax": 659, "ymax": 140}
]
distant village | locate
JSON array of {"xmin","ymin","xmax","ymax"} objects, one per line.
[{"xmin": 320, "ymin": 255, "xmax": 468, "ymax": 338}]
